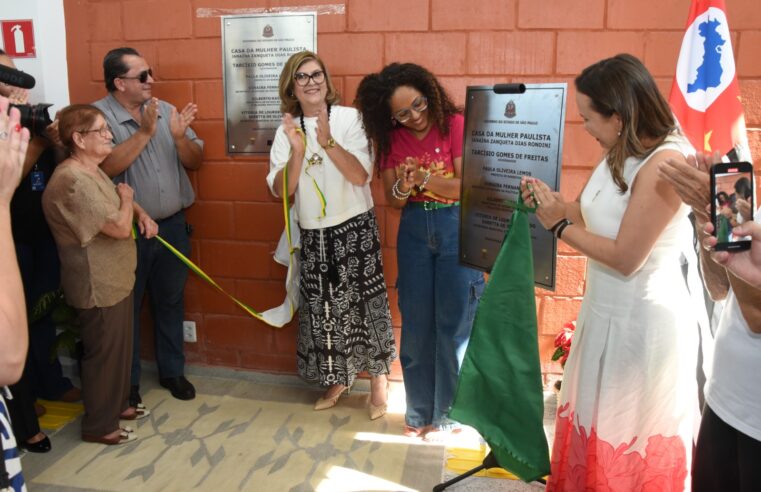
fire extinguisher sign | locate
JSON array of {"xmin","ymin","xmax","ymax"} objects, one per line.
[{"xmin": 1, "ymin": 20, "xmax": 36, "ymax": 58}]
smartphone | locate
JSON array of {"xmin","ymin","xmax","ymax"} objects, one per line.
[{"xmin": 710, "ymin": 161, "xmax": 754, "ymax": 251}]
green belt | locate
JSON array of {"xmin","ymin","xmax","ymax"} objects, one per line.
[{"xmin": 408, "ymin": 200, "xmax": 460, "ymax": 211}]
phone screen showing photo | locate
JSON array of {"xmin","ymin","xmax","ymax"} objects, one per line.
[{"xmin": 712, "ymin": 164, "xmax": 754, "ymax": 251}]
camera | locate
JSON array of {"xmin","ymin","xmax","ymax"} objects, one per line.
[{"xmin": 10, "ymin": 103, "xmax": 53, "ymax": 137}]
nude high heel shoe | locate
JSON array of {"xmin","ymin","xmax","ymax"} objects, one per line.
[
  {"xmin": 314, "ymin": 385, "xmax": 348, "ymax": 411},
  {"xmin": 368, "ymin": 381, "xmax": 389, "ymax": 420}
]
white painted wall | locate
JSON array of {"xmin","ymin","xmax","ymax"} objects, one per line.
[{"xmin": 0, "ymin": 0, "xmax": 69, "ymax": 113}]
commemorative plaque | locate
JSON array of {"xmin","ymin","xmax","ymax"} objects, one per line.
[
  {"xmin": 221, "ymin": 13, "xmax": 317, "ymax": 155},
  {"xmin": 460, "ymin": 83, "xmax": 567, "ymax": 290}
]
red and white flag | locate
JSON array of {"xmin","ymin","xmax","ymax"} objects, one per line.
[{"xmin": 669, "ymin": 0, "xmax": 750, "ymax": 160}]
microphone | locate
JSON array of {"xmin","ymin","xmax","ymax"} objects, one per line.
[
  {"xmin": 0, "ymin": 64, "xmax": 36, "ymax": 89},
  {"xmin": 493, "ymin": 83, "xmax": 526, "ymax": 94}
]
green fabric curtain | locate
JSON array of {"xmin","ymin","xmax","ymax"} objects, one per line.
[{"xmin": 450, "ymin": 204, "xmax": 550, "ymax": 482}]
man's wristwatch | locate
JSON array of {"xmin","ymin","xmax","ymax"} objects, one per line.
[{"xmin": 322, "ymin": 137, "xmax": 336, "ymax": 149}]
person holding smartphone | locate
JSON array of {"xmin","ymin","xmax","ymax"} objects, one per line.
[
  {"xmin": 707, "ymin": 220, "xmax": 761, "ymax": 288},
  {"xmin": 660, "ymin": 151, "xmax": 761, "ymax": 491}
]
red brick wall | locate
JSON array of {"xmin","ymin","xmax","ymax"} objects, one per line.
[{"xmin": 62, "ymin": 0, "xmax": 761, "ymax": 381}]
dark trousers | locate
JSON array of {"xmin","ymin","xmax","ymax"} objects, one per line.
[
  {"xmin": 131, "ymin": 211, "xmax": 190, "ymax": 386},
  {"xmin": 15, "ymin": 239, "xmax": 73, "ymax": 400},
  {"xmin": 693, "ymin": 405, "xmax": 761, "ymax": 491},
  {"xmin": 6, "ymin": 376, "xmax": 40, "ymax": 443},
  {"xmin": 78, "ymin": 292, "xmax": 133, "ymax": 436}
]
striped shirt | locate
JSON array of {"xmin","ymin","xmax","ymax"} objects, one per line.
[{"xmin": 0, "ymin": 392, "xmax": 26, "ymax": 492}]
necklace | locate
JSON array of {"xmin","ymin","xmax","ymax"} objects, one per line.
[
  {"xmin": 300, "ymin": 105, "xmax": 331, "ymax": 166},
  {"xmin": 306, "ymin": 149, "xmax": 323, "ymax": 167}
]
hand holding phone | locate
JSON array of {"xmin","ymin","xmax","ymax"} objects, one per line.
[
  {"xmin": 710, "ymin": 161, "xmax": 754, "ymax": 251},
  {"xmin": 703, "ymin": 220, "xmax": 761, "ymax": 289}
]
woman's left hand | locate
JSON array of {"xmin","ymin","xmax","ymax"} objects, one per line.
[
  {"xmin": 409, "ymin": 166, "xmax": 429, "ymax": 187},
  {"xmin": 137, "ymin": 213, "xmax": 158, "ymax": 239},
  {"xmin": 314, "ymin": 106, "xmax": 332, "ymax": 148},
  {"xmin": 520, "ymin": 177, "xmax": 565, "ymax": 229}
]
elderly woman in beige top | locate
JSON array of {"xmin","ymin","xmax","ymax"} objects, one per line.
[{"xmin": 42, "ymin": 104, "xmax": 157, "ymax": 445}]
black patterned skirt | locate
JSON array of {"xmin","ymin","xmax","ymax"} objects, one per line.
[{"xmin": 297, "ymin": 209, "xmax": 397, "ymax": 387}]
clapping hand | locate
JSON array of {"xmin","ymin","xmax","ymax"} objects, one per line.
[
  {"xmin": 169, "ymin": 102, "xmax": 198, "ymax": 141},
  {"xmin": 139, "ymin": 97, "xmax": 159, "ymax": 137},
  {"xmin": 0, "ymin": 95, "xmax": 30, "ymax": 205},
  {"xmin": 314, "ymin": 106, "xmax": 332, "ymax": 148},
  {"xmin": 282, "ymin": 113, "xmax": 305, "ymax": 155},
  {"xmin": 396, "ymin": 158, "xmax": 418, "ymax": 191},
  {"xmin": 658, "ymin": 151, "xmax": 717, "ymax": 223}
]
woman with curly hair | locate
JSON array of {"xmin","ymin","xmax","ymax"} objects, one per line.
[{"xmin": 355, "ymin": 63, "xmax": 484, "ymax": 439}]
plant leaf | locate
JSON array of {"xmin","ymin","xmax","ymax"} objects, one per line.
[
  {"xmin": 551, "ymin": 346, "xmax": 565, "ymax": 362},
  {"xmin": 29, "ymin": 289, "xmax": 64, "ymax": 323}
]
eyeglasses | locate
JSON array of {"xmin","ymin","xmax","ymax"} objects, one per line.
[
  {"xmin": 294, "ymin": 70, "xmax": 325, "ymax": 87},
  {"xmin": 118, "ymin": 68, "xmax": 153, "ymax": 84},
  {"xmin": 78, "ymin": 126, "xmax": 113, "ymax": 138},
  {"xmin": 394, "ymin": 96, "xmax": 428, "ymax": 123}
]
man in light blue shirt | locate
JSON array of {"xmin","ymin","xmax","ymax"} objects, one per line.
[{"xmin": 94, "ymin": 47, "xmax": 203, "ymax": 406}]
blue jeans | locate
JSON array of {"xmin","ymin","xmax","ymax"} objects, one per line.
[
  {"xmin": 397, "ymin": 204, "xmax": 484, "ymax": 429},
  {"xmin": 131, "ymin": 211, "xmax": 190, "ymax": 385}
]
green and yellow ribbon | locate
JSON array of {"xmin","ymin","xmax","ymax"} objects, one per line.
[
  {"xmin": 153, "ymin": 234, "xmax": 268, "ymax": 323},
  {"xmin": 297, "ymin": 128, "xmax": 327, "ymax": 219},
  {"xmin": 130, "ymin": 150, "xmax": 302, "ymax": 326}
]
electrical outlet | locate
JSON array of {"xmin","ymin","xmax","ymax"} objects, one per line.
[{"xmin": 183, "ymin": 321, "xmax": 197, "ymax": 343}]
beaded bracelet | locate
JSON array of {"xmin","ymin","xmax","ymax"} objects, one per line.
[
  {"xmin": 419, "ymin": 170, "xmax": 432, "ymax": 191},
  {"xmin": 391, "ymin": 179, "xmax": 411, "ymax": 200}
]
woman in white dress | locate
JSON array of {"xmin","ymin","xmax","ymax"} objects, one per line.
[{"xmin": 521, "ymin": 54, "xmax": 699, "ymax": 491}]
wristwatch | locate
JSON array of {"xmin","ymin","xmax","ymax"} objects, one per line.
[{"xmin": 322, "ymin": 137, "xmax": 336, "ymax": 149}]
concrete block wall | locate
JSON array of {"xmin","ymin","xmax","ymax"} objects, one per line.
[{"xmin": 62, "ymin": 0, "xmax": 761, "ymax": 381}]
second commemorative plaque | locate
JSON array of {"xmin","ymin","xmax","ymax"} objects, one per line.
[{"xmin": 460, "ymin": 83, "xmax": 567, "ymax": 290}]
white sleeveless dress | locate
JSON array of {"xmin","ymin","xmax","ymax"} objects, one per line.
[{"xmin": 548, "ymin": 136, "xmax": 699, "ymax": 491}]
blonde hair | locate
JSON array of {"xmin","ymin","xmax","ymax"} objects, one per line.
[{"xmin": 278, "ymin": 51, "xmax": 339, "ymax": 116}]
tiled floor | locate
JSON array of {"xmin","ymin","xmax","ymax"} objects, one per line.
[{"xmin": 20, "ymin": 366, "xmax": 555, "ymax": 491}]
